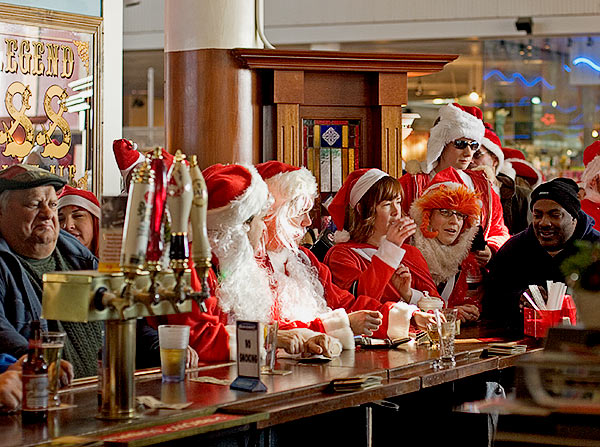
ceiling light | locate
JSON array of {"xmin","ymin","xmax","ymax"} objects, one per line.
[
  {"xmin": 432, "ymin": 98, "xmax": 445, "ymax": 105},
  {"xmin": 531, "ymin": 96, "xmax": 541, "ymax": 105},
  {"xmin": 551, "ymin": 100, "xmax": 558, "ymax": 108},
  {"xmin": 468, "ymin": 90, "xmax": 480, "ymax": 102},
  {"xmin": 593, "ymin": 130, "xmax": 599, "ymax": 138}
]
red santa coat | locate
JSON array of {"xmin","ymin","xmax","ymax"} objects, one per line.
[
  {"xmin": 298, "ymin": 247, "xmax": 418, "ymax": 340},
  {"xmin": 399, "ymin": 170, "xmax": 509, "ymax": 252},
  {"xmin": 323, "ymin": 241, "xmax": 439, "ymax": 304},
  {"xmin": 581, "ymin": 199, "xmax": 600, "ymax": 230}
]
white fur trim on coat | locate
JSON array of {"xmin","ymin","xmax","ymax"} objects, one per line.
[
  {"xmin": 376, "ymin": 238, "xmax": 406, "ymax": 269},
  {"xmin": 319, "ymin": 308, "xmax": 355, "ymax": 350},
  {"xmin": 422, "ymin": 104, "xmax": 485, "ymax": 174},
  {"xmin": 207, "ymin": 164, "xmax": 270, "ymax": 230},
  {"xmin": 387, "ymin": 302, "xmax": 419, "ymax": 340}
]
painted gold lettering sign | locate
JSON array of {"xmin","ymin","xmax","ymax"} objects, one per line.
[
  {"xmin": 0, "ymin": 82, "xmax": 71, "ymax": 160},
  {"xmin": 36, "ymin": 85, "xmax": 71, "ymax": 159},
  {"xmin": 4, "ymin": 38, "xmax": 74, "ymax": 78}
]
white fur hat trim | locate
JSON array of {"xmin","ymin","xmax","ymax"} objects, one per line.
[
  {"xmin": 349, "ymin": 169, "xmax": 389, "ymax": 207},
  {"xmin": 481, "ymin": 137, "xmax": 504, "ymax": 175},
  {"xmin": 57, "ymin": 195, "xmax": 101, "ymax": 219},
  {"xmin": 264, "ymin": 166, "xmax": 317, "ymax": 204}
]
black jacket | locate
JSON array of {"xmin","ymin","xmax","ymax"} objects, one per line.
[{"xmin": 483, "ymin": 210, "xmax": 600, "ymax": 331}]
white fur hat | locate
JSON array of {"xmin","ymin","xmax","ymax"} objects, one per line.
[{"xmin": 422, "ymin": 103, "xmax": 485, "ymax": 174}]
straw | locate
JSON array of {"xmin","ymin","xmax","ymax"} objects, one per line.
[
  {"xmin": 529, "ymin": 285, "xmax": 547, "ymax": 310},
  {"xmin": 523, "ymin": 291, "xmax": 540, "ymax": 312}
]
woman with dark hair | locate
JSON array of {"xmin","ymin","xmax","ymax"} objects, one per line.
[
  {"xmin": 57, "ymin": 185, "xmax": 100, "ymax": 256},
  {"xmin": 324, "ymin": 168, "xmax": 439, "ymax": 329},
  {"xmin": 409, "ymin": 167, "xmax": 484, "ymax": 323}
]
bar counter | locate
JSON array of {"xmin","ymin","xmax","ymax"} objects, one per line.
[{"xmin": 3, "ymin": 325, "xmax": 539, "ymax": 447}]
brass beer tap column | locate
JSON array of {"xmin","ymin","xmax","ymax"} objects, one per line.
[{"xmin": 100, "ymin": 161, "xmax": 155, "ymax": 420}]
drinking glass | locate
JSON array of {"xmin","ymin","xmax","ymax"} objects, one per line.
[
  {"xmin": 41, "ymin": 331, "xmax": 66, "ymax": 407},
  {"xmin": 439, "ymin": 309, "xmax": 458, "ymax": 367},
  {"xmin": 158, "ymin": 325, "xmax": 190, "ymax": 382},
  {"xmin": 262, "ymin": 322, "xmax": 279, "ymax": 373}
]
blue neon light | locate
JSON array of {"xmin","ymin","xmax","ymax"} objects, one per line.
[
  {"xmin": 570, "ymin": 113, "xmax": 583, "ymax": 124},
  {"xmin": 563, "ymin": 64, "xmax": 572, "ymax": 73},
  {"xmin": 483, "ymin": 69, "xmax": 555, "ymax": 89},
  {"xmin": 573, "ymin": 57, "xmax": 600, "ymax": 72}
]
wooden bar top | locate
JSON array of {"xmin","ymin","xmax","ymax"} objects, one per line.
[{"xmin": 0, "ymin": 325, "xmax": 541, "ymax": 446}]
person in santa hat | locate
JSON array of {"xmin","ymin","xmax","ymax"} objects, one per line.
[
  {"xmin": 257, "ymin": 161, "xmax": 437, "ymax": 341},
  {"xmin": 58, "ymin": 186, "xmax": 101, "ymax": 256},
  {"xmin": 168, "ymin": 163, "xmax": 349, "ymax": 362},
  {"xmin": 324, "ymin": 168, "xmax": 439, "ymax": 308},
  {"xmin": 469, "ymin": 126, "xmax": 531, "ymax": 235},
  {"xmin": 399, "ymin": 103, "xmax": 509, "ymax": 266},
  {"xmin": 580, "ymin": 141, "xmax": 600, "ymax": 230},
  {"xmin": 409, "ymin": 167, "xmax": 484, "ymax": 323},
  {"xmin": 502, "ymin": 147, "xmax": 543, "ymax": 190}
]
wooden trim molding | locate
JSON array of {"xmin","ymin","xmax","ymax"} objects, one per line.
[{"xmin": 233, "ymin": 48, "xmax": 457, "ymax": 76}]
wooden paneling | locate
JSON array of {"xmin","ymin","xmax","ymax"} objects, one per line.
[
  {"xmin": 273, "ymin": 70, "xmax": 304, "ymax": 104},
  {"xmin": 303, "ymin": 72, "xmax": 376, "ymax": 107},
  {"xmin": 380, "ymin": 106, "xmax": 403, "ymax": 177},
  {"xmin": 276, "ymin": 103, "xmax": 300, "ymax": 165},
  {"xmin": 378, "ymin": 72, "xmax": 407, "ymax": 106}
]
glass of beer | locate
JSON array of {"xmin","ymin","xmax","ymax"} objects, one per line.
[
  {"xmin": 158, "ymin": 325, "xmax": 190, "ymax": 382},
  {"xmin": 41, "ymin": 331, "xmax": 66, "ymax": 407}
]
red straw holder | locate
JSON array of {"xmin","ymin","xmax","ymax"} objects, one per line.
[{"xmin": 523, "ymin": 295, "xmax": 577, "ymax": 338}]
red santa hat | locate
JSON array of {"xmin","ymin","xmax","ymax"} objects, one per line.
[
  {"xmin": 255, "ymin": 161, "xmax": 317, "ymax": 206},
  {"xmin": 423, "ymin": 103, "xmax": 485, "ymax": 174},
  {"xmin": 203, "ymin": 163, "xmax": 269, "ymax": 231},
  {"xmin": 410, "ymin": 167, "xmax": 482, "ymax": 239},
  {"xmin": 57, "ymin": 185, "xmax": 101, "ymax": 219},
  {"xmin": 481, "ymin": 123, "xmax": 504, "ymax": 175},
  {"xmin": 582, "ymin": 141, "xmax": 600, "ymax": 188},
  {"xmin": 327, "ymin": 168, "xmax": 389, "ymax": 231},
  {"xmin": 501, "ymin": 147, "xmax": 543, "ymax": 188},
  {"xmin": 113, "ymin": 139, "xmax": 144, "ymax": 180}
]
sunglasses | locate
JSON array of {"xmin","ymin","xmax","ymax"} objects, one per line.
[
  {"xmin": 436, "ymin": 208, "xmax": 468, "ymax": 221},
  {"xmin": 452, "ymin": 139, "xmax": 480, "ymax": 150}
]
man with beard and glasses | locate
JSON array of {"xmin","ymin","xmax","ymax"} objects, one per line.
[{"xmin": 483, "ymin": 177, "xmax": 600, "ymax": 332}]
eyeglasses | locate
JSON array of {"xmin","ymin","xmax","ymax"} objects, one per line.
[
  {"xmin": 452, "ymin": 139, "xmax": 480, "ymax": 151},
  {"xmin": 436, "ymin": 208, "xmax": 467, "ymax": 221}
]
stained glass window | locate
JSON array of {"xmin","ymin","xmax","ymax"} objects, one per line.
[{"xmin": 302, "ymin": 119, "xmax": 360, "ymax": 195}]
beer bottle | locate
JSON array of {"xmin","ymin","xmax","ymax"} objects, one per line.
[{"xmin": 22, "ymin": 320, "xmax": 48, "ymax": 422}]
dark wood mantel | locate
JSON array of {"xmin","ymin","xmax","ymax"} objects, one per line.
[{"xmin": 165, "ymin": 48, "xmax": 457, "ymax": 178}]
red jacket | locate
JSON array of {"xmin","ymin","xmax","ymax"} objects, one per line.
[
  {"xmin": 581, "ymin": 199, "xmax": 600, "ymax": 230},
  {"xmin": 324, "ymin": 241, "xmax": 439, "ymax": 303}
]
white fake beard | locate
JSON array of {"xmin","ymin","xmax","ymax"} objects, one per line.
[
  {"xmin": 413, "ymin": 225, "xmax": 477, "ymax": 285},
  {"xmin": 585, "ymin": 186, "xmax": 600, "ymax": 203},
  {"xmin": 268, "ymin": 247, "xmax": 331, "ymax": 323},
  {"xmin": 209, "ymin": 225, "xmax": 275, "ymax": 324}
]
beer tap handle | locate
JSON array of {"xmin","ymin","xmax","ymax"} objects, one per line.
[
  {"xmin": 189, "ymin": 155, "xmax": 212, "ymax": 310},
  {"xmin": 146, "ymin": 147, "xmax": 167, "ymax": 269},
  {"xmin": 120, "ymin": 162, "xmax": 155, "ymax": 278}
]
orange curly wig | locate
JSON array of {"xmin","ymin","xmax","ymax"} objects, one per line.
[{"xmin": 414, "ymin": 184, "xmax": 482, "ymax": 239}]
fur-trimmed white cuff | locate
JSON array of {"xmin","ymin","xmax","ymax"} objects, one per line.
[
  {"xmin": 387, "ymin": 302, "xmax": 419, "ymax": 340},
  {"xmin": 375, "ymin": 238, "xmax": 406, "ymax": 269},
  {"xmin": 320, "ymin": 309, "xmax": 355, "ymax": 350},
  {"xmin": 409, "ymin": 289, "xmax": 424, "ymax": 306}
]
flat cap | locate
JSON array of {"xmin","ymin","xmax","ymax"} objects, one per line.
[{"xmin": 0, "ymin": 164, "xmax": 66, "ymax": 193}]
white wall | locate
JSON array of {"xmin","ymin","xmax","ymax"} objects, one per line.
[
  {"xmin": 264, "ymin": 0, "xmax": 600, "ymax": 44},
  {"xmin": 102, "ymin": 1, "xmax": 124, "ymax": 195}
]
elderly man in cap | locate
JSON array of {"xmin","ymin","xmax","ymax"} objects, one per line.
[
  {"xmin": 483, "ymin": 177, "xmax": 600, "ymax": 331},
  {"xmin": 0, "ymin": 164, "xmax": 102, "ymax": 378}
]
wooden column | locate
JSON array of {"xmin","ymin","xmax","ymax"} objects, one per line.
[
  {"xmin": 378, "ymin": 72, "xmax": 407, "ymax": 178},
  {"xmin": 273, "ymin": 70, "xmax": 304, "ymax": 166},
  {"xmin": 165, "ymin": 49, "xmax": 260, "ymax": 169}
]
